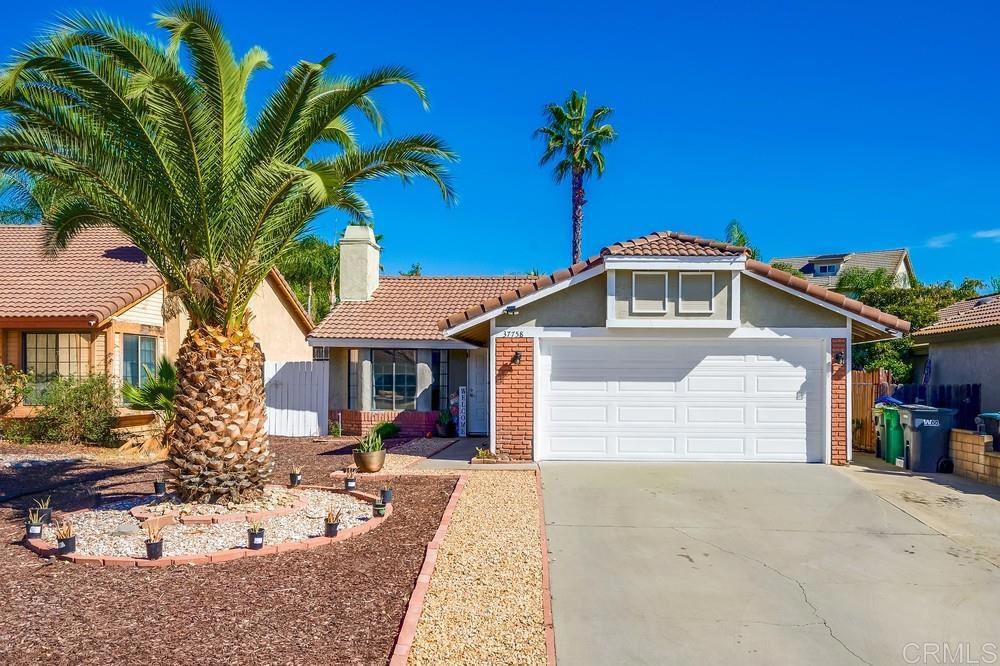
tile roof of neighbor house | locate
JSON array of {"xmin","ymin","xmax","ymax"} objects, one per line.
[
  {"xmin": 0, "ymin": 224, "xmax": 164, "ymax": 324},
  {"xmin": 769, "ymin": 248, "xmax": 912, "ymax": 288},
  {"xmin": 435, "ymin": 231, "xmax": 911, "ymax": 334},
  {"xmin": 309, "ymin": 276, "xmax": 533, "ymax": 341},
  {"xmin": 913, "ymin": 293, "xmax": 1000, "ymax": 337}
]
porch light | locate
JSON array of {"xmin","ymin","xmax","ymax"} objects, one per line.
[
  {"xmin": 834, "ymin": 351, "xmax": 846, "ymax": 364},
  {"xmin": 512, "ymin": 351, "xmax": 522, "ymax": 365}
]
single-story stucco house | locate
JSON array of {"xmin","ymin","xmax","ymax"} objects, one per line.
[
  {"xmin": 911, "ymin": 292, "xmax": 1000, "ymax": 412},
  {"xmin": 310, "ymin": 226, "xmax": 910, "ymax": 464},
  {"xmin": 0, "ymin": 225, "xmax": 313, "ymax": 418}
]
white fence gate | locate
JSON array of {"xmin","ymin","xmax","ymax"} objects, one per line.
[{"xmin": 263, "ymin": 361, "xmax": 329, "ymax": 437}]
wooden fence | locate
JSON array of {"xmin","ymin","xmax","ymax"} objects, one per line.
[
  {"xmin": 891, "ymin": 382, "xmax": 982, "ymax": 430},
  {"xmin": 852, "ymin": 369, "xmax": 893, "ymax": 453}
]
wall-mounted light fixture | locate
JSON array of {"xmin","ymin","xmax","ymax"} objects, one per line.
[
  {"xmin": 503, "ymin": 305, "xmax": 519, "ymax": 316},
  {"xmin": 834, "ymin": 351, "xmax": 846, "ymax": 364},
  {"xmin": 512, "ymin": 351, "xmax": 522, "ymax": 365}
]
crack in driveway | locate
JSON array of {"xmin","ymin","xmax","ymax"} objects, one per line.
[{"xmin": 673, "ymin": 527, "xmax": 873, "ymax": 666}]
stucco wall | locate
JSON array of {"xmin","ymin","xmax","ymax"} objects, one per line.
[
  {"xmin": 328, "ymin": 347, "xmax": 349, "ymax": 412},
  {"xmin": 503, "ymin": 273, "xmax": 606, "ymax": 327},
  {"xmin": 613, "ymin": 270, "xmax": 732, "ymax": 320},
  {"xmin": 740, "ymin": 277, "xmax": 846, "ymax": 328},
  {"xmin": 927, "ymin": 334, "xmax": 1000, "ymax": 411}
]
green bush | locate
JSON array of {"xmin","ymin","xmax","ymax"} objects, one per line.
[
  {"xmin": 10, "ymin": 374, "xmax": 121, "ymax": 445},
  {"xmin": 371, "ymin": 421, "xmax": 400, "ymax": 439},
  {"xmin": 0, "ymin": 364, "xmax": 31, "ymax": 418}
]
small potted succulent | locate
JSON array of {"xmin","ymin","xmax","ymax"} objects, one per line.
[
  {"xmin": 55, "ymin": 522, "xmax": 76, "ymax": 555},
  {"xmin": 435, "ymin": 410, "xmax": 453, "ymax": 437},
  {"xmin": 33, "ymin": 496, "xmax": 53, "ymax": 525},
  {"xmin": 380, "ymin": 484, "xmax": 393, "ymax": 505},
  {"xmin": 144, "ymin": 522, "xmax": 164, "ymax": 560},
  {"xmin": 247, "ymin": 520, "xmax": 265, "ymax": 550},
  {"xmin": 25, "ymin": 508, "xmax": 45, "ymax": 539},
  {"xmin": 325, "ymin": 508, "xmax": 342, "ymax": 537},
  {"xmin": 372, "ymin": 501, "xmax": 387, "ymax": 518},
  {"xmin": 344, "ymin": 466, "xmax": 358, "ymax": 491},
  {"xmin": 289, "ymin": 465, "xmax": 303, "ymax": 487},
  {"xmin": 353, "ymin": 431, "xmax": 385, "ymax": 473},
  {"xmin": 153, "ymin": 479, "xmax": 167, "ymax": 496}
]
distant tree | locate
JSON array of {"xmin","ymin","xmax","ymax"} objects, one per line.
[
  {"xmin": 278, "ymin": 235, "xmax": 339, "ymax": 320},
  {"xmin": 535, "ymin": 91, "xmax": 617, "ymax": 264},
  {"xmin": 771, "ymin": 261, "xmax": 805, "ymax": 278},
  {"xmin": 836, "ymin": 267, "xmax": 897, "ymax": 295},
  {"xmin": 400, "ymin": 262, "xmax": 422, "ymax": 276},
  {"xmin": 724, "ymin": 219, "xmax": 760, "ymax": 260},
  {"xmin": 989, "ymin": 276, "xmax": 1000, "ymax": 294}
]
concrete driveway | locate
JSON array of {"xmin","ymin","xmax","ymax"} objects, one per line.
[{"xmin": 540, "ymin": 461, "xmax": 1000, "ymax": 666}]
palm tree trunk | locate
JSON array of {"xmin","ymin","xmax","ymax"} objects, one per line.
[
  {"xmin": 166, "ymin": 323, "xmax": 271, "ymax": 503},
  {"xmin": 571, "ymin": 168, "xmax": 585, "ymax": 264},
  {"xmin": 307, "ymin": 281, "xmax": 313, "ymax": 318}
]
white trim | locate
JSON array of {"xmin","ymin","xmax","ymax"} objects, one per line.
[
  {"xmin": 442, "ymin": 263, "xmax": 607, "ymax": 337},
  {"xmin": 824, "ymin": 339, "xmax": 832, "ymax": 464},
  {"xmin": 606, "ymin": 319, "xmax": 738, "ymax": 329},
  {"xmin": 631, "ymin": 271, "xmax": 669, "ymax": 313},
  {"xmin": 488, "ymin": 319, "xmax": 497, "ymax": 454},
  {"xmin": 532, "ymin": 335, "xmax": 542, "ymax": 463},
  {"xmin": 742, "ymin": 270, "xmax": 904, "ymax": 337},
  {"xmin": 731, "ymin": 271, "xmax": 742, "ymax": 321},
  {"xmin": 606, "ymin": 269, "xmax": 617, "ymax": 322},
  {"xmin": 604, "ymin": 256, "xmax": 746, "ymax": 271},
  {"xmin": 308, "ymin": 337, "xmax": 478, "ymax": 350},
  {"xmin": 846, "ymin": 320, "xmax": 853, "ymax": 463},
  {"xmin": 493, "ymin": 325, "xmax": 851, "ymax": 340},
  {"xmin": 678, "ymin": 271, "xmax": 716, "ymax": 314}
]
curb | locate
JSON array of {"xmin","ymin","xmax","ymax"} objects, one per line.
[
  {"xmin": 388, "ymin": 473, "xmax": 468, "ymax": 666},
  {"xmin": 535, "ymin": 469, "xmax": 557, "ymax": 666}
]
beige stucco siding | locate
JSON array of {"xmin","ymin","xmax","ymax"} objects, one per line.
[
  {"xmin": 503, "ymin": 273, "xmax": 606, "ymax": 328},
  {"xmin": 613, "ymin": 270, "xmax": 732, "ymax": 321},
  {"xmin": 740, "ymin": 276, "xmax": 846, "ymax": 328}
]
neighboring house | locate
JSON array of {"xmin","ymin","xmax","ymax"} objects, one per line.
[
  {"xmin": 311, "ymin": 226, "xmax": 909, "ymax": 464},
  {"xmin": 912, "ymin": 293, "xmax": 1000, "ymax": 412},
  {"xmin": 769, "ymin": 249, "xmax": 915, "ymax": 290},
  {"xmin": 0, "ymin": 225, "xmax": 313, "ymax": 418}
]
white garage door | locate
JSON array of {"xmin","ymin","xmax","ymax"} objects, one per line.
[{"xmin": 538, "ymin": 338, "xmax": 825, "ymax": 462}]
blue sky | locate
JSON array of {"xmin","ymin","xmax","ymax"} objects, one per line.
[{"xmin": 3, "ymin": 1, "xmax": 999, "ymax": 284}]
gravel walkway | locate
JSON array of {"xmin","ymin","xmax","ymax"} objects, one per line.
[
  {"xmin": 380, "ymin": 439, "xmax": 459, "ymax": 473},
  {"xmin": 407, "ymin": 471, "xmax": 547, "ymax": 665}
]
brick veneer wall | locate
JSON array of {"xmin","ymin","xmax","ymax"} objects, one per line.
[
  {"xmin": 832, "ymin": 338, "xmax": 848, "ymax": 465},
  {"xmin": 495, "ymin": 337, "xmax": 534, "ymax": 460},
  {"xmin": 950, "ymin": 429, "xmax": 1000, "ymax": 485},
  {"xmin": 330, "ymin": 409, "xmax": 438, "ymax": 437}
]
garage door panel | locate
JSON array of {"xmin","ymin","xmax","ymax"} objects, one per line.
[
  {"xmin": 549, "ymin": 436, "xmax": 608, "ymax": 455},
  {"xmin": 687, "ymin": 405, "xmax": 744, "ymax": 424},
  {"xmin": 755, "ymin": 406, "xmax": 808, "ymax": 424},
  {"xmin": 618, "ymin": 405, "xmax": 676, "ymax": 424},
  {"xmin": 548, "ymin": 404, "xmax": 609, "ymax": 423},
  {"xmin": 618, "ymin": 436, "xmax": 676, "ymax": 454},
  {"xmin": 755, "ymin": 437, "xmax": 809, "ymax": 456},
  {"xmin": 687, "ymin": 436, "xmax": 746, "ymax": 455},
  {"xmin": 687, "ymin": 375, "xmax": 745, "ymax": 393}
]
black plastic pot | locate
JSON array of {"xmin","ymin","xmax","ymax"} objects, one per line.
[
  {"xmin": 248, "ymin": 529, "xmax": 265, "ymax": 550},
  {"xmin": 380, "ymin": 488, "xmax": 393, "ymax": 505},
  {"xmin": 290, "ymin": 473, "xmax": 302, "ymax": 487},
  {"xmin": 325, "ymin": 522, "xmax": 340, "ymax": 538},
  {"xmin": 153, "ymin": 481, "xmax": 167, "ymax": 496},
  {"xmin": 57, "ymin": 535, "xmax": 76, "ymax": 555},
  {"xmin": 435, "ymin": 423, "xmax": 449, "ymax": 437},
  {"xmin": 146, "ymin": 540, "xmax": 163, "ymax": 560},
  {"xmin": 373, "ymin": 503, "xmax": 386, "ymax": 518},
  {"xmin": 24, "ymin": 522, "xmax": 43, "ymax": 539},
  {"xmin": 345, "ymin": 478, "xmax": 357, "ymax": 491}
]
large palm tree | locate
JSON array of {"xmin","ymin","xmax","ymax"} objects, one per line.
[
  {"xmin": 0, "ymin": 5, "xmax": 455, "ymax": 502},
  {"xmin": 535, "ymin": 91, "xmax": 616, "ymax": 264},
  {"xmin": 724, "ymin": 219, "xmax": 759, "ymax": 260}
]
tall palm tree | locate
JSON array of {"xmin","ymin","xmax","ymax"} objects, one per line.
[
  {"xmin": 0, "ymin": 5, "xmax": 455, "ymax": 502},
  {"xmin": 724, "ymin": 219, "xmax": 759, "ymax": 259},
  {"xmin": 278, "ymin": 234, "xmax": 339, "ymax": 319},
  {"xmin": 535, "ymin": 91, "xmax": 616, "ymax": 264}
]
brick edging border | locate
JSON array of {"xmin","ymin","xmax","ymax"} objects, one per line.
[
  {"xmin": 388, "ymin": 473, "xmax": 469, "ymax": 666},
  {"xmin": 22, "ymin": 485, "xmax": 388, "ymax": 567},
  {"xmin": 535, "ymin": 469, "xmax": 557, "ymax": 666}
]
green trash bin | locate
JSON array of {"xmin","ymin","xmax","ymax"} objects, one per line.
[
  {"xmin": 872, "ymin": 405, "xmax": 886, "ymax": 459},
  {"xmin": 883, "ymin": 407, "xmax": 904, "ymax": 466}
]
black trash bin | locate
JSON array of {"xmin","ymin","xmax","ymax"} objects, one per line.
[
  {"xmin": 898, "ymin": 405, "xmax": 957, "ymax": 473},
  {"xmin": 975, "ymin": 413, "xmax": 1000, "ymax": 452}
]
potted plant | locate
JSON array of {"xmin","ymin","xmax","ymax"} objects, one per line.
[
  {"xmin": 55, "ymin": 522, "xmax": 76, "ymax": 555},
  {"xmin": 372, "ymin": 502, "xmax": 387, "ymax": 518},
  {"xmin": 353, "ymin": 430, "xmax": 385, "ymax": 473},
  {"xmin": 33, "ymin": 496, "xmax": 52, "ymax": 524},
  {"xmin": 435, "ymin": 410, "xmax": 452, "ymax": 437},
  {"xmin": 24, "ymin": 508, "xmax": 44, "ymax": 539},
  {"xmin": 247, "ymin": 520, "xmax": 265, "ymax": 550},
  {"xmin": 344, "ymin": 466, "xmax": 358, "ymax": 491},
  {"xmin": 153, "ymin": 479, "xmax": 167, "ymax": 496},
  {"xmin": 144, "ymin": 522, "xmax": 164, "ymax": 560},
  {"xmin": 380, "ymin": 484, "xmax": 393, "ymax": 505},
  {"xmin": 289, "ymin": 465, "xmax": 303, "ymax": 487},
  {"xmin": 325, "ymin": 508, "xmax": 342, "ymax": 537}
]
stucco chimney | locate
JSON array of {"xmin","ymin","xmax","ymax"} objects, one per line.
[{"xmin": 339, "ymin": 225, "xmax": 381, "ymax": 302}]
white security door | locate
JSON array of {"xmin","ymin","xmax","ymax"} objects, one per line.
[
  {"xmin": 537, "ymin": 339, "xmax": 824, "ymax": 461},
  {"xmin": 467, "ymin": 348, "xmax": 489, "ymax": 435}
]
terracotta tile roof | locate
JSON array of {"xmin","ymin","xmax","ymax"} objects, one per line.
[
  {"xmin": 913, "ymin": 293, "xmax": 1000, "ymax": 337},
  {"xmin": 769, "ymin": 248, "xmax": 912, "ymax": 288},
  {"xmin": 310, "ymin": 276, "xmax": 534, "ymax": 342},
  {"xmin": 603, "ymin": 230, "xmax": 748, "ymax": 257},
  {"xmin": 0, "ymin": 225, "xmax": 164, "ymax": 324}
]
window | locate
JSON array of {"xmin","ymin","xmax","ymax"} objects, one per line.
[
  {"xmin": 348, "ymin": 349, "xmax": 359, "ymax": 409},
  {"xmin": 816, "ymin": 264, "xmax": 839, "ymax": 275},
  {"xmin": 122, "ymin": 334, "xmax": 157, "ymax": 387},
  {"xmin": 22, "ymin": 332, "xmax": 90, "ymax": 403},
  {"xmin": 631, "ymin": 272, "xmax": 668, "ymax": 313},
  {"xmin": 432, "ymin": 350, "xmax": 450, "ymax": 411},
  {"xmin": 678, "ymin": 272, "xmax": 715, "ymax": 314},
  {"xmin": 372, "ymin": 349, "xmax": 417, "ymax": 411},
  {"xmin": 312, "ymin": 346, "xmax": 330, "ymax": 361}
]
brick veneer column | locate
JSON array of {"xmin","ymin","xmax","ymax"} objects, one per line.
[
  {"xmin": 495, "ymin": 337, "xmax": 534, "ymax": 460},
  {"xmin": 831, "ymin": 338, "xmax": 848, "ymax": 465}
]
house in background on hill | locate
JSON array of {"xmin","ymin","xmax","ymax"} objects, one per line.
[{"xmin": 769, "ymin": 249, "xmax": 915, "ymax": 291}]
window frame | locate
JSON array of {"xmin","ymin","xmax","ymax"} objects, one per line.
[
  {"xmin": 372, "ymin": 349, "xmax": 418, "ymax": 411},
  {"xmin": 630, "ymin": 271, "xmax": 669, "ymax": 314},
  {"xmin": 816, "ymin": 263, "xmax": 839, "ymax": 275},
  {"xmin": 678, "ymin": 272, "xmax": 716, "ymax": 314},
  {"xmin": 121, "ymin": 333, "xmax": 158, "ymax": 388}
]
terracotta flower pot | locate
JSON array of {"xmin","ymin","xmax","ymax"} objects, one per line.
[{"xmin": 353, "ymin": 449, "xmax": 386, "ymax": 473}]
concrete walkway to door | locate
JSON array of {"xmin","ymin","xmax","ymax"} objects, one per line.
[{"xmin": 540, "ymin": 462, "xmax": 1000, "ymax": 666}]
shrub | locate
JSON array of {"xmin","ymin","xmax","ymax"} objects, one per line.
[
  {"xmin": 328, "ymin": 419, "xmax": 341, "ymax": 437},
  {"xmin": 121, "ymin": 357, "xmax": 177, "ymax": 422},
  {"xmin": 355, "ymin": 430, "xmax": 384, "ymax": 453},
  {"xmin": 0, "ymin": 364, "xmax": 30, "ymax": 418},
  {"xmin": 11, "ymin": 374, "xmax": 120, "ymax": 445},
  {"xmin": 371, "ymin": 421, "xmax": 400, "ymax": 439}
]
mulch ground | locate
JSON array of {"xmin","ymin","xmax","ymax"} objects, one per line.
[{"xmin": 0, "ymin": 439, "xmax": 457, "ymax": 666}]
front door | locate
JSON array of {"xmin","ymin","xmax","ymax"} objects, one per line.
[{"xmin": 468, "ymin": 348, "xmax": 489, "ymax": 435}]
